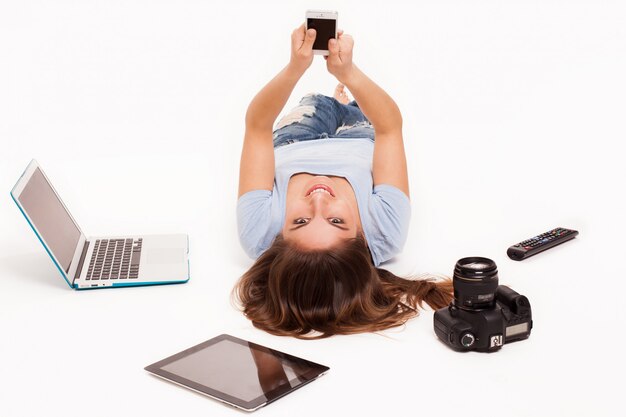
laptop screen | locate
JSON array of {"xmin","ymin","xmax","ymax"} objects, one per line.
[{"xmin": 17, "ymin": 167, "xmax": 81, "ymax": 273}]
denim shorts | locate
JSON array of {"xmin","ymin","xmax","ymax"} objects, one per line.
[{"xmin": 273, "ymin": 93, "xmax": 375, "ymax": 148}]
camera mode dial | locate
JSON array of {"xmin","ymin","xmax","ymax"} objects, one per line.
[{"xmin": 461, "ymin": 333, "xmax": 475, "ymax": 348}]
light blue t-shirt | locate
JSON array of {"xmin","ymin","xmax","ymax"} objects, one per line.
[{"xmin": 237, "ymin": 138, "xmax": 411, "ymax": 266}]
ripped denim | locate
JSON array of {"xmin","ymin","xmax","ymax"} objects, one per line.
[{"xmin": 273, "ymin": 93, "xmax": 375, "ymax": 148}]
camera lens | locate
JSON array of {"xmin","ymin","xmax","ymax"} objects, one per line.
[{"xmin": 453, "ymin": 257, "xmax": 499, "ymax": 310}]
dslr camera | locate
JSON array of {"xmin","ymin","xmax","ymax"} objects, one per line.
[{"xmin": 433, "ymin": 257, "xmax": 533, "ymax": 352}]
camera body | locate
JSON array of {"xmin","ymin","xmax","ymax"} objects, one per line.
[{"xmin": 433, "ymin": 257, "xmax": 533, "ymax": 352}]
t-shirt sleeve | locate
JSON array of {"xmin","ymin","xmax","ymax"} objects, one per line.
[
  {"xmin": 367, "ymin": 184, "xmax": 412, "ymax": 266},
  {"xmin": 236, "ymin": 189, "xmax": 274, "ymax": 259}
]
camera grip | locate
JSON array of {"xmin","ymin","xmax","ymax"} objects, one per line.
[{"xmin": 496, "ymin": 285, "xmax": 531, "ymax": 315}]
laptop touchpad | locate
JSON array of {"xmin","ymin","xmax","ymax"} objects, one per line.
[{"xmin": 146, "ymin": 248, "xmax": 185, "ymax": 264}]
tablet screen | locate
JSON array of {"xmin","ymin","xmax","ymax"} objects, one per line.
[{"xmin": 145, "ymin": 334, "xmax": 329, "ymax": 411}]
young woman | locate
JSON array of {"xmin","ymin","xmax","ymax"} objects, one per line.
[{"xmin": 235, "ymin": 24, "xmax": 452, "ymax": 338}]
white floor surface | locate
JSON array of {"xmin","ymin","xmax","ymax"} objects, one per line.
[{"xmin": 1, "ymin": 1, "xmax": 624, "ymax": 416}]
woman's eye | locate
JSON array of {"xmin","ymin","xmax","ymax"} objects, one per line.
[
  {"xmin": 329, "ymin": 218, "xmax": 344, "ymax": 224},
  {"xmin": 294, "ymin": 218, "xmax": 309, "ymax": 225}
]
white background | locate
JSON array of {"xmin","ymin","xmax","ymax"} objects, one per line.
[{"xmin": 1, "ymin": 0, "xmax": 624, "ymax": 416}]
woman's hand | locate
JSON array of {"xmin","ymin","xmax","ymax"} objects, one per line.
[
  {"xmin": 289, "ymin": 24, "xmax": 316, "ymax": 74},
  {"xmin": 326, "ymin": 30, "xmax": 355, "ymax": 84}
]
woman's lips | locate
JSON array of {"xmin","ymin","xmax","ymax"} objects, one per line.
[{"xmin": 306, "ymin": 184, "xmax": 335, "ymax": 197}]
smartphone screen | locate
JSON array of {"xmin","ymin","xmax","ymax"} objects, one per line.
[{"xmin": 307, "ymin": 18, "xmax": 336, "ymax": 51}]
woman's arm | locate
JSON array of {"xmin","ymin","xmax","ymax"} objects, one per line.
[
  {"xmin": 326, "ymin": 34, "xmax": 409, "ymax": 198},
  {"xmin": 238, "ymin": 25, "xmax": 317, "ymax": 197}
]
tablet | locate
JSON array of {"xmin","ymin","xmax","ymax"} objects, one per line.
[{"xmin": 144, "ymin": 334, "xmax": 330, "ymax": 412}]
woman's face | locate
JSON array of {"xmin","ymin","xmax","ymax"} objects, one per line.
[{"xmin": 283, "ymin": 175, "xmax": 361, "ymax": 249}]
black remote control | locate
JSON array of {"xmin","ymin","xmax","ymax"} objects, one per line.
[{"xmin": 507, "ymin": 227, "xmax": 579, "ymax": 261}]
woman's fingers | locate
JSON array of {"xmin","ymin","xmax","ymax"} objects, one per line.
[
  {"xmin": 290, "ymin": 24, "xmax": 316, "ymax": 73},
  {"xmin": 291, "ymin": 24, "xmax": 304, "ymax": 50},
  {"xmin": 301, "ymin": 28, "xmax": 316, "ymax": 51}
]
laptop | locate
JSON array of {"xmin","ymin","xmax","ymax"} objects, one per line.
[{"xmin": 10, "ymin": 159, "xmax": 190, "ymax": 290}]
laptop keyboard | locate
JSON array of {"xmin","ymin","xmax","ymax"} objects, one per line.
[{"xmin": 86, "ymin": 238, "xmax": 142, "ymax": 280}]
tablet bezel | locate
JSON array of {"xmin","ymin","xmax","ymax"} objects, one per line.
[{"xmin": 144, "ymin": 334, "xmax": 330, "ymax": 412}]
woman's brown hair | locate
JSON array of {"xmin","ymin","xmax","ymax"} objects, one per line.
[{"xmin": 233, "ymin": 235, "xmax": 453, "ymax": 339}]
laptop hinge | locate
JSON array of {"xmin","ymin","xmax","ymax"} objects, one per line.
[{"xmin": 74, "ymin": 240, "xmax": 90, "ymax": 282}]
